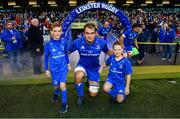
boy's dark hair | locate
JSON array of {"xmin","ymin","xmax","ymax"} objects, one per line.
[
  {"xmin": 83, "ymin": 22, "xmax": 96, "ymax": 31},
  {"xmin": 113, "ymin": 41, "xmax": 122, "ymax": 49},
  {"xmin": 132, "ymin": 23, "xmax": 142, "ymax": 29},
  {"xmin": 6, "ymin": 20, "xmax": 12, "ymax": 25}
]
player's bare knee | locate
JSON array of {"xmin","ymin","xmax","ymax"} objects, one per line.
[
  {"xmin": 54, "ymin": 86, "xmax": 59, "ymax": 90},
  {"xmin": 103, "ymin": 82, "xmax": 112, "ymax": 93},
  {"xmin": 117, "ymin": 99, "xmax": 124, "ymax": 103},
  {"xmin": 103, "ymin": 86, "xmax": 110, "ymax": 93},
  {"xmin": 75, "ymin": 74, "xmax": 83, "ymax": 80},
  {"xmin": 75, "ymin": 71, "xmax": 84, "ymax": 81},
  {"xmin": 89, "ymin": 92, "xmax": 98, "ymax": 97},
  {"xmin": 116, "ymin": 96, "xmax": 124, "ymax": 103},
  {"xmin": 60, "ymin": 83, "xmax": 66, "ymax": 90},
  {"xmin": 75, "ymin": 78, "xmax": 82, "ymax": 84}
]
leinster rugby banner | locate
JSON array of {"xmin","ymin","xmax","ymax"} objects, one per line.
[{"xmin": 62, "ymin": 2, "xmax": 131, "ymax": 38}]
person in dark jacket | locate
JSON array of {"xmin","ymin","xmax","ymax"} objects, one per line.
[
  {"xmin": 19, "ymin": 26, "xmax": 28, "ymax": 53},
  {"xmin": 28, "ymin": 18, "xmax": 44, "ymax": 74},
  {"xmin": 137, "ymin": 23, "xmax": 149, "ymax": 64},
  {"xmin": 149, "ymin": 27, "xmax": 158, "ymax": 54}
]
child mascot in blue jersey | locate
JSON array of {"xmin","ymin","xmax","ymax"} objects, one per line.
[
  {"xmin": 99, "ymin": 41, "xmax": 132, "ymax": 103},
  {"xmin": 44, "ymin": 24, "xmax": 71, "ymax": 114}
]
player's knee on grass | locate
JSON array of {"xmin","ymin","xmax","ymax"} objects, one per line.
[
  {"xmin": 116, "ymin": 94, "xmax": 124, "ymax": 103},
  {"xmin": 89, "ymin": 83, "xmax": 99, "ymax": 97},
  {"xmin": 60, "ymin": 83, "xmax": 66, "ymax": 90},
  {"xmin": 54, "ymin": 86, "xmax": 59, "ymax": 90},
  {"xmin": 103, "ymin": 87, "xmax": 110, "ymax": 93},
  {"xmin": 103, "ymin": 81, "xmax": 113, "ymax": 93},
  {"xmin": 75, "ymin": 71, "xmax": 85, "ymax": 83},
  {"xmin": 103, "ymin": 82, "xmax": 112, "ymax": 93}
]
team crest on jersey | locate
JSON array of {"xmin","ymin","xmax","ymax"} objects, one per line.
[
  {"xmin": 80, "ymin": 45, "xmax": 85, "ymax": 50},
  {"xmin": 119, "ymin": 90, "xmax": 123, "ymax": 93},
  {"xmin": 52, "ymin": 49, "xmax": 56, "ymax": 52},
  {"xmin": 95, "ymin": 45, "xmax": 100, "ymax": 50},
  {"xmin": 60, "ymin": 45, "xmax": 64, "ymax": 50},
  {"xmin": 119, "ymin": 65, "xmax": 123, "ymax": 69}
]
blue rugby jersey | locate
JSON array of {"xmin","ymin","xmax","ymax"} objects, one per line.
[
  {"xmin": 106, "ymin": 55, "xmax": 132, "ymax": 85},
  {"xmin": 44, "ymin": 38, "xmax": 69, "ymax": 73},
  {"xmin": 122, "ymin": 29, "xmax": 138, "ymax": 47},
  {"xmin": 97, "ymin": 24, "xmax": 112, "ymax": 40},
  {"xmin": 69, "ymin": 36, "xmax": 109, "ymax": 69}
]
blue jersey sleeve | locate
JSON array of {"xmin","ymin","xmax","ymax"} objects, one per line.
[
  {"xmin": 97, "ymin": 27, "xmax": 102, "ymax": 35},
  {"xmin": 44, "ymin": 43, "xmax": 50, "ymax": 70},
  {"xmin": 1, "ymin": 30, "xmax": 13, "ymax": 42},
  {"xmin": 109, "ymin": 23, "xmax": 113, "ymax": 29},
  {"xmin": 69, "ymin": 39, "xmax": 79, "ymax": 53},
  {"xmin": 124, "ymin": 59, "xmax": 133, "ymax": 75},
  {"xmin": 101, "ymin": 40, "xmax": 109, "ymax": 53},
  {"xmin": 106, "ymin": 56, "xmax": 113, "ymax": 66},
  {"xmin": 122, "ymin": 30, "xmax": 129, "ymax": 38},
  {"xmin": 64, "ymin": 40, "xmax": 70, "ymax": 64},
  {"xmin": 159, "ymin": 28, "xmax": 165, "ymax": 42},
  {"xmin": 169, "ymin": 29, "xmax": 176, "ymax": 41}
]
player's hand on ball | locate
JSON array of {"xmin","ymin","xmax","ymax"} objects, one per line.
[
  {"xmin": 98, "ymin": 66, "xmax": 103, "ymax": 73},
  {"xmin": 68, "ymin": 64, "xmax": 72, "ymax": 70},
  {"xmin": 45, "ymin": 70, "xmax": 51, "ymax": 77},
  {"xmin": 125, "ymin": 87, "xmax": 130, "ymax": 96},
  {"xmin": 99, "ymin": 63, "xmax": 106, "ymax": 73}
]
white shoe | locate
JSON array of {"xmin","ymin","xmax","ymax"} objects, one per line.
[
  {"xmin": 161, "ymin": 58, "xmax": 166, "ymax": 61},
  {"xmin": 168, "ymin": 59, "xmax": 172, "ymax": 62}
]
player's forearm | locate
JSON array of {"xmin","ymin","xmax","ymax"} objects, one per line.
[
  {"xmin": 107, "ymin": 49, "xmax": 113, "ymax": 56},
  {"xmin": 99, "ymin": 63, "xmax": 106, "ymax": 73},
  {"xmin": 119, "ymin": 36, "xmax": 124, "ymax": 48},
  {"xmin": 134, "ymin": 39, "xmax": 139, "ymax": 49},
  {"xmin": 101, "ymin": 63, "xmax": 107, "ymax": 69},
  {"xmin": 68, "ymin": 64, "xmax": 72, "ymax": 70},
  {"xmin": 125, "ymin": 74, "xmax": 131, "ymax": 89}
]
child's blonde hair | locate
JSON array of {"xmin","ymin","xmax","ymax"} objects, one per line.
[{"xmin": 51, "ymin": 22, "xmax": 61, "ymax": 30}]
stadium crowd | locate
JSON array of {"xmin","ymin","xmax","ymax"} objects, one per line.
[{"xmin": 0, "ymin": 7, "xmax": 179, "ymax": 74}]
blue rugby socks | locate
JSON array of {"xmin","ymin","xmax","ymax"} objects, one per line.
[
  {"xmin": 61, "ymin": 89, "xmax": 67, "ymax": 104},
  {"xmin": 54, "ymin": 89, "xmax": 60, "ymax": 95},
  {"xmin": 75, "ymin": 83, "xmax": 84, "ymax": 97}
]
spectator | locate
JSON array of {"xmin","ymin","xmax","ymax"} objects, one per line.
[
  {"xmin": 28, "ymin": 18, "xmax": 44, "ymax": 74},
  {"xmin": 1, "ymin": 20, "xmax": 22, "ymax": 73},
  {"xmin": 160, "ymin": 24, "xmax": 176, "ymax": 61},
  {"xmin": 137, "ymin": 23, "xmax": 149, "ymax": 64}
]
